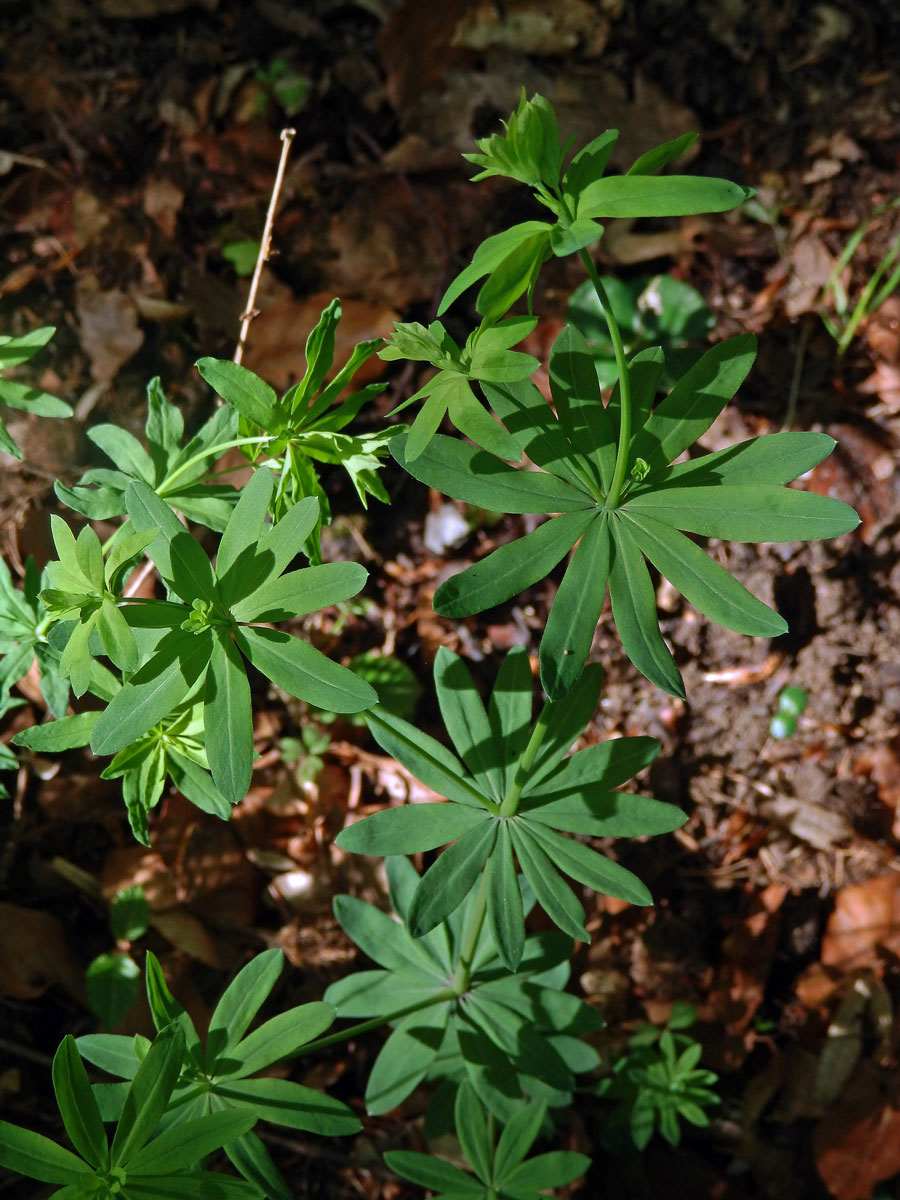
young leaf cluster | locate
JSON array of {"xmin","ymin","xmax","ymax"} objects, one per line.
[
  {"xmin": 386, "ymin": 1081, "xmax": 590, "ymax": 1200},
  {"xmin": 77, "ymin": 950, "xmax": 359, "ymax": 1200},
  {"xmin": 337, "ymin": 649, "xmax": 683, "ymax": 966},
  {"xmin": 325, "ymin": 856, "xmax": 602, "ymax": 1122},
  {"xmin": 198, "ymin": 298, "xmax": 397, "ymax": 561},
  {"xmin": 0, "ymin": 1027, "xmax": 259, "ymax": 1199}
]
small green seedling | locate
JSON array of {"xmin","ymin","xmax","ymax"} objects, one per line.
[
  {"xmin": 596, "ymin": 1002, "xmax": 720, "ymax": 1150},
  {"xmin": 84, "ymin": 886, "xmax": 151, "ymax": 1028},
  {"xmin": 0, "ymin": 1026, "xmax": 260, "ymax": 1199},
  {"xmin": 768, "ymin": 684, "xmax": 808, "ymax": 739},
  {"xmin": 0, "ymin": 325, "xmax": 72, "ymax": 461},
  {"xmin": 386, "ymin": 1081, "xmax": 590, "ymax": 1199},
  {"xmin": 77, "ymin": 950, "xmax": 359, "ymax": 1200}
]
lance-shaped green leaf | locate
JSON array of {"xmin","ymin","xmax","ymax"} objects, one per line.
[
  {"xmin": 234, "ymin": 626, "xmax": 375, "ymax": 714},
  {"xmin": 365, "ymin": 1006, "xmax": 452, "ymax": 1116},
  {"xmin": 621, "ymin": 510, "xmax": 787, "ymax": 636},
  {"xmin": 438, "ymin": 222, "xmax": 553, "ymax": 317},
  {"xmin": 627, "ymin": 132, "xmax": 698, "ymax": 176},
  {"xmin": 0, "ymin": 325, "xmax": 71, "ymax": 461},
  {"xmin": 651, "ymin": 430, "xmax": 836, "ymax": 488},
  {"xmin": 336, "ymin": 801, "xmax": 490, "ymax": 856},
  {"xmin": 434, "ymin": 509, "xmax": 595, "ymax": 619},
  {"xmin": 206, "ymin": 949, "xmax": 284, "ymax": 1065},
  {"xmin": 52, "ymin": 1036, "xmax": 109, "ymax": 1170},
  {"xmin": 0, "ymin": 1121, "xmax": 89, "ymax": 1186},
  {"xmin": 540, "ymin": 513, "xmax": 611, "ymax": 700},
  {"xmin": 608, "ymin": 518, "xmax": 684, "ymax": 698},
  {"xmin": 205, "ymin": 629, "xmax": 253, "ymax": 805},
  {"xmin": 547, "ymin": 323, "xmax": 616, "ymax": 493},
  {"xmin": 434, "ymin": 645, "xmax": 504, "ymax": 801},
  {"xmin": 197, "ymin": 358, "xmax": 279, "ymax": 429},
  {"xmin": 408, "ymin": 820, "xmax": 499, "ymax": 937},
  {"xmin": 486, "ymin": 822, "xmax": 524, "ymax": 972},
  {"xmin": 577, "ymin": 173, "xmax": 751, "ymax": 220},
  {"xmin": 622, "ymin": 481, "xmax": 861, "ymax": 541}
]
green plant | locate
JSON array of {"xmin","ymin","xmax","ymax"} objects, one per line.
[
  {"xmin": 83, "ymin": 886, "xmax": 151, "ymax": 1027},
  {"xmin": 0, "ymin": 92, "xmax": 862, "ymax": 1197},
  {"xmin": 0, "ymin": 324, "xmax": 72, "ymax": 460},
  {"xmin": 768, "ymin": 683, "xmax": 808, "ymax": 739},
  {"xmin": 819, "ymin": 199, "xmax": 900, "ymax": 358},
  {"xmin": 386, "ymin": 1081, "xmax": 590, "ymax": 1199},
  {"xmin": 596, "ymin": 1002, "xmax": 719, "ymax": 1150},
  {"xmin": 76, "ymin": 950, "xmax": 359, "ymax": 1200},
  {"xmin": 0, "ymin": 1026, "xmax": 260, "ymax": 1198},
  {"xmin": 567, "ymin": 273, "xmax": 713, "ymax": 390}
]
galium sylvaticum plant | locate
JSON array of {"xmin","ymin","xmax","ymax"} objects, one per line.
[{"xmin": 0, "ymin": 92, "xmax": 859, "ymax": 1198}]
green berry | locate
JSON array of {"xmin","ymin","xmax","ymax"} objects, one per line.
[
  {"xmin": 769, "ymin": 713, "xmax": 797, "ymax": 739},
  {"xmin": 777, "ymin": 686, "xmax": 808, "ymax": 718}
]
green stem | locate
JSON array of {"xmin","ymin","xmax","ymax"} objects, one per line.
[
  {"xmin": 498, "ymin": 698, "xmax": 552, "ymax": 818},
  {"xmin": 578, "ymin": 249, "xmax": 632, "ymax": 508},
  {"xmin": 451, "ymin": 867, "xmax": 491, "ymax": 994},
  {"xmin": 303, "ymin": 987, "xmax": 456, "ymax": 1055},
  {"xmin": 161, "ymin": 436, "xmax": 273, "ymax": 491}
]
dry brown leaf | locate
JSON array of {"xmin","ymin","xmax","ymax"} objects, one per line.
[
  {"xmin": 783, "ymin": 234, "xmax": 836, "ymax": 318},
  {"xmin": 814, "ymin": 1060, "xmax": 900, "ymax": 1200},
  {"xmin": 151, "ymin": 909, "xmax": 221, "ymax": 968},
  {"xmin": 0, "ymin": 903, "xmax": 84, "ymax": 1001},
  {"xmin": 858, "ymin": 362, "xmax": 900, "ymax": 412},
  {"xmin": 142, "ymin": 176, "xmax": 184, "ymax": 239},
  {"xmin": 821, "ymin": 874, "xmax": 900, "ymax": 970},
  {"xmin": 243, "ymin": 288, "xmax": 398, "ymax": 392},
  {"xmin": 75, "ymin": 277, "xmax": 144, "ymax": 385}
]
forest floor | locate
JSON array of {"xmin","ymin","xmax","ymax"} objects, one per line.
[{"xmin": 2, "ymin": 2, "xmax": 900, "ymax": 1198}]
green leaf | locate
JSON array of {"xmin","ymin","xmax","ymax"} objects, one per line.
[
  {"xmin": 234, "ymin": 626, "xmax": 375, "ymax": 713},
  {"xmin": 438, "ymin": 222, "xmax": 553, "ymax": 316},
  {"xmin": 12, "ymin": 711, "xmax": 97, "ymax": 751},
  {"xmin": 230, "ymin": 1001, "xmax": 335, "ymax": 1078},
  {"xmin": 143, "ymin": 952, "xmax": 202, "ymax": 1063},
  {"xmin": 215, "ymin": 1078, "xmax": 360, "ymax": 1136},
  {"xmin": 561, "ymin": 129, "xmax": 618, "ymax": 210},
  {"xmin": 0, "ymin": 1121, "xmax": 89, "ymax": 1185},
  {"xmin": 224, "ymin": 1132, "xmax": 291, "ymax": 1200},
  {"xmin": 508, "ymin": 823, "xmax": 588, "ymax": 942},
  {"xmin": 204, "ymin": 629, "xmax": 253, "ymax": 804},
  {"xmin": 447, "ymin": 378, "xmax": 523, "ymax": 460},
  {"xmin": 51, "ymin": 1036, "xmax": 108, "ymax": 1169},
  {"xmin": 486, "ymin": 646, "xmax": 533, "ymax": 797},
  {"xmin": 336, "ymin": 802, "xmax": 489, "ymax": 856},
  {"xmin": 652, "ymin": 431, "xmax": 836, "ymax": 488},
  {"xmin": 578, "ymin": 173, "xmax": 750, "ymax": 220},
  {"xmin": 608, "ymin": 519, "xmax": 684, "ymax": 698},
  {"xmin": 493, "ymin": 1101, "xmax": 545, "ymax": 1180},
  {"xmin": 521, "ymin": 791, "xmax": 683, "ymax": 838},
  {"xmin": 502, "ymin": 1150, "xmax": 591, "ymax": 1191},
  {"xmin": 385, "ymin": 1150, "xmax": 481, "ymax": 1194},
  {"xmin": 365, "ymin": 1005, "xmax": 450, "ymax": 1115},
  {"xmin": 86, "ymin": 952, "xmax": 141, "ymax": 1028},
  {"xmin": 529, "ymin": 663, "xmax": 604, "ymax": 783},
  {"xmin": 215, "ymin": 468, "xmax": 274, "ymax": 585},
  {"xmin": 126, "ymin": 483, "xmax": 217, "ymax": 604},
  {"xmin": 623, "ymin": 482, "xmax": 861, "ymax": 541},
  {"xmin": 409, "ymin": 821, "xmax": 498, "ymax": 936},
  {"xmin": 167, "ymin": 751, "xmax": 232, "ymax": 820},
  {"xmin": 434, "ymin": 510, "xmax": 594, "ymax": 619},
  {"xmin": 476, "ymin": 230, "xmax": 551, "ymax": 322},
  {"xmin": 524, "ymin": 733, "xmax": 659, "ymax": 799},
  {"xmin": 206, "ymin": 950, "xmax": 283, "ymax": 1067},
  {"xmin": 91, "ymin": 629, "xmax": 212, "ymax": 755},
  {"xmin": 452, "ymin": 1081, "xmax": 492, "ymax": 1183},
  {"xmin": 230, "ymin": 562, "xmax": 366, "ymax": 623},
  {"xmin": 75, "ymin": 1034, "xmax": 143, "ymax": 1079},
  {"xmin": 196, "ymin": 358, "xmax": 279, "ymax": 429},
  {"xmin": 550, "ymin": 216, "xmax": 605, "ymax": 257},
  {"xmin": 629, "ymin": 334, "xmax": 757, "ymax": 474},
  {"xmin": 391, "ymin": 432, "xmax": 589, "ymax": 515},
  {"xmin": 89, "ymin": 426, "xmax": 155, "ymax": 484},
  {"xmin": 125, "ymin": 1109, "xmax": 257, "ymax": 1174},
  {"xmin": 434, "ymin": 646, "xmax": 502, "ymax": 801},
  {"xmin": 482, "ymin": 379, "xmax": 593, "ymax": 492},
  {"xmin": 627, "ymin": 132, "xmax": 698, "ymax": 175},
  {"xmin": 548, "ymin": 323, "xmax": 616, "ymax": 493},
  {"xmin": 486, "ymin": 822, "xmax": 524, "ymax": 971},
  {"xmin": 365, "ymin": 706, "xmax": 494, "ymax": 809},
  {"xmin": 528, "ymin": 822, "xmax": 652, "ymax": 905},
  {"xmin": 111, "ymin": 1025, "xmax": 185, "ymax": 1167},
  {"xmin": 122, "ymin": 1170, "xmax": 262, "ymax": 1199},
  {"xmin": 332, "ymin": 894, "xmax": 436, "ymax": 974},
  {"xmin": 622, "ymin": 510, "xmax": 787, "ymax": 635},
  {"xmin": 109, "ymin": 887, "xmax": 151, "ymax": 942},
  {"xmin": 540, "ymin": 512, "xmax": 610, "ymax": 699}
]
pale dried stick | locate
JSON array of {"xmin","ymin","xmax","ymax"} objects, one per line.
[{"xmin": 234, "ymin": 127, "xmax": 297, "ymax": 365}]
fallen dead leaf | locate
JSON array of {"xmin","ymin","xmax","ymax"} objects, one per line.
[
  {"xmin": 814, "ymin": 1060, "xmax": 900, "ymax": 1200},
  {"xmin": 0, "ymin": 903, "xmax": 84, "ymax": 1001},
  {"xmin": 142, "ymin": 175, "xmax": 184, "ymax": 239},
  {"xmin": 243, "ymin": 287, "xmax": 398, "ymax": 391},
  {"xmin": 75, "ymin": 277, "xmax": 144, "ymax": 385},
  {"xmin": 821, "ymin": 874, "xmax": 900, "ymax": 970}
]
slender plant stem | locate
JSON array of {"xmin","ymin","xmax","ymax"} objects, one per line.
[
  {"xmin": 578, "ymin": 248, "xmax": 633, "ymax": 508},
  {"xmin": 234, "ymin": 127, "xmax": 297, "ymax": 365},
  {"xmin": 302, "ymin": 987, "xmax": 456, "ymax": 1055},
  {"xmin": 498, "ymin": 699, "xmax": 553, "ymax": 818},
  {"xmin": 161, "ymin": 436, "xmax": 273, "ymax": 491},
  {"xmin": 452, "ymin": 866, "xmax": 491, "ymax": 994}
]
